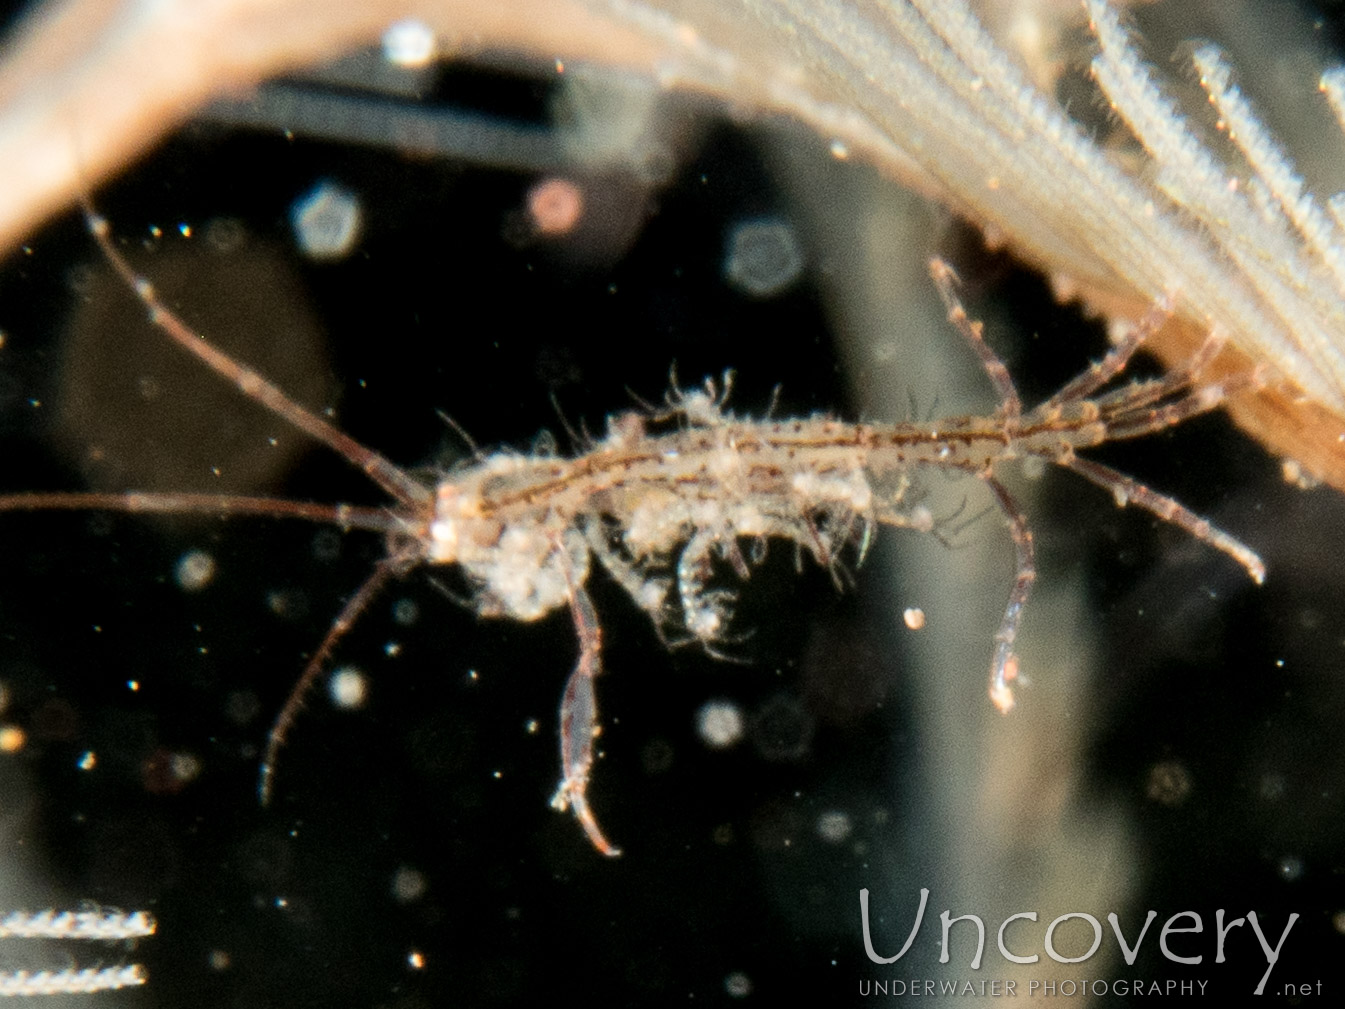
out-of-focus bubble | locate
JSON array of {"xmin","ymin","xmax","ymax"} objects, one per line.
[
  {"xmin": 902, "ymin": 607, "xmax": 926, "ymax": 630},
  {"xmin": 312, "ymin": 528, "xmax": 342, "ymax": 561},
  {"xmin": 142, "ymin": 748, "xmax": 202, "ymax": 794},
  {"xmin": 1145, "ymin": 759, "xmax": 1192, "ymax": 807},
  {"xmin": 225, "ymin": 690, "xmax": 261, "ymax": 725},
  {"xmin": 0, "ymin": 725, "xmax": 25, "ymax": 753},
  {"xmin": 391, "ymin": 865, "xmax": 428, "ymax": 903},
  {"xmin": 1259, "ymin": 772, "xmax": 1286, "ymax": 801},
  {"xmin": 204, "ymin": 217, "xmax": 246, "ymax": 254},
  {"xmin": 1278, "ymin": 856, "xmax": 1304, "ymax": 881},
  {"xmin": 175, "ymin": 549, "xmax": 216, "ymax": 592},
  {"xmin": 724, "ymin": 218, "xmax": 805, "ymax": 298},
  {"xmin": 267, "ymin": 588, "xmax": 309, "ymax": 620},
  {"xmin": 751, "ymin": 693, "xmax": 814, "ymax": 762},
  {"xmin": 392, "ymin": 597, "xmax": 420, "ymax": 626},
  {"xmin": 407, "ymin": 950, "xmax": 426, "ymax": 969},
  {"xmin": 816, "ymin": 810, "xmax": 853, "ymax": 844},
  {"xmin": 291, "ymin": 180, "xmax": 363, "ymax": 261},
  {"xmin": 329, "ymin": 666, "xmax": 368, "ymax": 710},
  {"xmin": 527, "ymin": 178, "xmax": 585, "ymax": 237},
  {"xmin": 382, "ymin": 19, "xmax": 436, "ymax": 67},
  {"xmin": 724, "ymin": 972, "xmax": 752, "ymax": 997},
  {"xmin": 641, "ymin": 737, "xmax": 674, "ymax": 773},
  {"xmin": 697, "ymin": 699, "xmax": 744, "ymax": 749},
  {"xmin": 208, "ymin": 950, "xmax": 231, "ymax": 971},
  {"xmin": 173, "ymin": 752, "xmax": 202, "ymax": 780},
  {"xmin": 78, "ymin": 750, "xmax": 96, "ymax": 771}
]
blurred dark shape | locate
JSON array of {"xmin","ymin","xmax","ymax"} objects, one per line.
[
  {"xmin": 1144, "ymin": 758, "xmax": 1192, "ymax": 807},
  {"xmin": 59, "ymin": 237, "xmax": 334, "ymax": 495},
  {"xmin": 750, "ymin": 692, "xmax": 813, "ymax": 762}
]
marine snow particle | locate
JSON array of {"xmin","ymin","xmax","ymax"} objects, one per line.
[
  {"xmin": 724, "ymin": 217, "xmax": 805, "ymax": 298},
  {"xmin": 291, "ymin": 181, "xmax": 363, "ymax": 261}
]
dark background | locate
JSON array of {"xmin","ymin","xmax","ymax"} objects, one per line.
[{"xmin": 0, "ymin": 6, "xmax": 1342, "ymax": 1005}]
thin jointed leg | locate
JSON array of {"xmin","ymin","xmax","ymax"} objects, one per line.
[
  {"xmin": 259, "ymin": 557, "xmax": 402, "ymax": 804},
  {"xmin": 1056, "ymin": 455, "xmax": 1265, "ymax": 583},
  {"xmin": 982, "ymin": 475, "xmax": 1037, "ymax": 714},
  {"xmin": 1042, "ymin": 293, "xmax": 1174, "ymax": 407},
  {"xmin": 929, "ymin": 258, "xmax": 1023, "ymax": 423}
]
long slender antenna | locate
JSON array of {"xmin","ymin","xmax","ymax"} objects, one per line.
[
  {"xmin": 0, "ymin": 491, "xmax": 399, "ymax": 534},
  {"xmin": 84, "ymin": 204, "xmax": 432, "ymax": 510}
]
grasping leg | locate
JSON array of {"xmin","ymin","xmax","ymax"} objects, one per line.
[
  {"xmin": 582, "ymin": 519, "xmax": 673, "ymax": 636},
  {"xmin": 259, "ymin": 556, "xmax": 403, "ymax": 804},
  {"xmin": 676, "ymin": 527, "xmax": 740, "ymax": 655},
  {"xmin": 981, "ymin": 475, "xmax": 1037, "ymax": 714},
  {"xmin": 549, "ymin": 577, "xmax": 621, "ymax": 857}
]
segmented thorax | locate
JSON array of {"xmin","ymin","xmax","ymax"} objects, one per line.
[
  {"xmin": 429, "ymin": 454, "xmax": 588, "ymax": 621},
  {"xmin": 420, "ymin": 385, "xmax": 1008, "ymax": 642}
]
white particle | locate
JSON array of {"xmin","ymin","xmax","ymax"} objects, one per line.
[
  {"xmin": 816, "ymin": 810, "xmax": 853, "ymax": 844},
  {"xmin": 170, "ymin": 751, "xmax": 203, "ymax": 783},
  {"xmin": 391, "ymin": 865, "xmax": 428, "ymax": 903},
  {"xmin": 696, "ymin": 700, "xmax": 744, "ymax": 749},
  {"xmin": 175, "ymin": 550, "xmax": 216, "ymax": 592},
  {"xmin": 328, "ymin": 666, "xmax": 368, "ymax": 709},
  {"xmin": 724, "ymin": 971, "xmax": 752, "ymax": 997},
  {"xmin": 291, "ymin": 180, "xmax": 362, "ymax": 261},
  {"xmin": 392, "ymin": 598, "xmax": 420, "ymax": 625},
  {"xmin": 382, "ymin": 19, "xmax": 436, "ymax": 68}
]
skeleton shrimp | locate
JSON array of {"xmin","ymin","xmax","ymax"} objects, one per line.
[{"xmin": 0, "ymin": 212, "xmax": 1264, "ymax": 857}]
